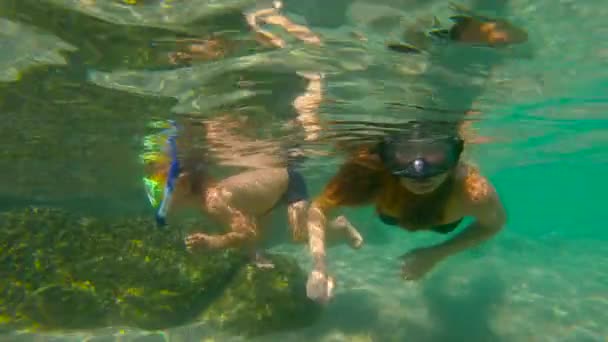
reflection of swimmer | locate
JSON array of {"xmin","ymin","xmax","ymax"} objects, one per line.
[
  {"xmin": 167, "ymin": 0, "xmax": 321, "ymax": 65},
  {"xmin": 245, "ymin": 0, "xmax": 322, "ymax": 48},
  {"xmin": 164, "ymin": 0, "xmax": 323, "ymax": 141},
  {"xmin": 305, "ymin": 121, "xmax": 506, "ymax": 303},
  {"xmin": 167, "ymin": 36, "xmax": 235, "ymax": 65},
  {"xmin": 143, "ymin": 116, "xmax": 362, "ymax": 269},
  {"xmin": 429, "ymin": 14, "xmax": 528, "ymax": 47},
  {"xmin": 388, "ymin": 3, "xmax": 528, "ymax": 54}
]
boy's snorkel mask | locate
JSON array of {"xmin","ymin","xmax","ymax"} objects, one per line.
[
  {"xmin": 378, "ymin": 121, "xmax": 464, "ymax": 180},
  {"xmin": 142, "ymin": 120, "xmax": 181, "ymax": 227}
]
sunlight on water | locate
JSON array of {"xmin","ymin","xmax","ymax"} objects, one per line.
[{"xmin": 0, "ymin": 0, "xmax": 607, "ymax": 341}]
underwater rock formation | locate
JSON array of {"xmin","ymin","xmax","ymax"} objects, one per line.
[
  {"xmin": 203, "ymin": 254, "xmax": 321, "ymax": 336},
  {"xmin": 0, "ymin": 207, "xmax": 321, "ymax": 336}
]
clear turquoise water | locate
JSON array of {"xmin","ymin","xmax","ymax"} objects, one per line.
[{"xmin": 1, "ymin": 0, "xmax": 607, "ymax": 341}]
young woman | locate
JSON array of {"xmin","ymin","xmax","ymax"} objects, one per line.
[{"xmin": 304, "ymin": 120, "xmax": 506, "ymax": 303}]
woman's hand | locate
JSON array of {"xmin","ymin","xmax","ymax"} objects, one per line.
[
  {"xmin": 306, "ymin": 268, "xmax": 335, "ymax": 304},
  {"xmin": 185, "ymin": 232, "xmax": 212, "ymax": 252},
  {"xmin": 401, "ymin": 247, "xmax": 444, "ymax": 281}
]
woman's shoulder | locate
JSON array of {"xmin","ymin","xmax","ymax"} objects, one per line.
[
  {"xmin": 454, "ymin": 163, "xmax": 496, "ymax": 205},
  {"xmin": 453, "ymin": 163, "xmax": 507, "ymax": 225}
]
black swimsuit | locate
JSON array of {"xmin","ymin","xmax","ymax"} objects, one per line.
[
  {"xmin": 281, "ymin": 166, "xmax": 309, "ymax": 205},
  {"xmin": 378, "ymin": 212, "xmax": 463, "ymax": 234}
]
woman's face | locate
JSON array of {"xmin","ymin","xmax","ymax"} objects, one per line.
[
  {"xmin": 398, "ymin": 171, "xmax": 450, "ymax": 194},
  {"xmin": 381, "ymin": 133, "xmax": 463, "ymax": 194}
]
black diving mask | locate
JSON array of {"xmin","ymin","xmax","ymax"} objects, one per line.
[{"xmin": 380, "ymin": 135, "xmax": 463, "ymax": 180}]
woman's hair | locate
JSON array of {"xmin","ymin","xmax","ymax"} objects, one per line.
[{"xmin": 316, "ymin": 149, "xmax": 386, "ymax": 208}]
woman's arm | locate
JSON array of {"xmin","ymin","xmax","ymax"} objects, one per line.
[
  {"xmin": 306, "ymin": 158, "xmax": 383, "ymax": 302},
  {"xmin": 307, "ymin": 157, "xmax": 383, "ymax": 272},
  {"xmin": 307, "ymin": 198, "xmax": 332, "ymax": 272},
  {"xmin": 435, "ymin": 176, "xmax": 506, "ymax": 259},
  {"xmin": 400, "ymin": 173, "xmax": 505, "ymax": 281}
]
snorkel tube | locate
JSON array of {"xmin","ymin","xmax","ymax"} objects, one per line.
[{"xmin": 142, "ymin": 120, "xmax": 181, "ymax": 227}]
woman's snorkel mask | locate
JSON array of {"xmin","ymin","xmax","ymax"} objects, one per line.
[{"xmin": 379, "ymin": 123, "xmax": 464, "ymax": 180}]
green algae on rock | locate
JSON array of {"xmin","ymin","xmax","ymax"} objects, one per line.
[
  {"xmin": 0, "ymin": 207, "xmax": 245, "ymax": 331},
  {"xmin": 0, "ymin": 207, "xmax": 322, "ymax": 335},
  {"xmin": 203, "ymin": 254, "xmax": 323, "ymax": 337},
  {"xmin": 18, "ymin": 283, "xmax": 107, "ymax": 330}
]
